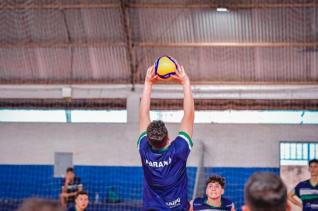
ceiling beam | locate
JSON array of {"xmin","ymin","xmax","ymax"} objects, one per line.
[
  {"xmin": 128, "ymin": 3, "xmax": 318, "ymax": 9},
  {"xmin": 0, "ymin": 80, "xmax": 317, "ymax": 85},
  {"xmin": 0, "ymin": 42, "xmax": 126, "ymax": 48},
  {"xmin": 1, "ymin": 42, "xmax": 317, "ymax": 49},
  {"xmin": 0, "ymin": 2, "xmax": 317, "ymax": 10},
  {"xmin": 137, "ymin": 42, "xmax": 318, "ymax": 48},
  {"xmin": 0, "ymin": 3, "xmax": 119, "ymax": 10},
  {"xmin": 1, "ymin": 84, "xmax": 318, "ymax": 100},
  {"xmin": 120, "ymin": 0, "xmax": 136, "ymax": 90}
]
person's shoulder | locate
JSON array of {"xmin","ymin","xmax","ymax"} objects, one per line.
[
  {"xmin": 193, "ymin": 197, "xmax": 205, "ymax": 205},
  {"xmin": 137, "ymin": 131, "xmax": 148, "ymax": 150},
  {"xmin": 173, "ymin": 131, "xmax": 193, "ymax": 148},
  {"xmin": 221, "ymin": 197, "xmax": 234, "ymax": 205},
  {"xmin": 297, "ymin": 179, "xmax": 310, "ymax": 186},
  {"xmin": 138, "ymin": 131, "xmax": 147, "ymax": 141},
  {"xmin": 67, "ymin": 206, "xmax": 76, "ymax": 211}
]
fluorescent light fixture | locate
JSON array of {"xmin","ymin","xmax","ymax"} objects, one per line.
[{"xmin": 216, "ymin": 7, "xmax": 229, "ymax": 12}]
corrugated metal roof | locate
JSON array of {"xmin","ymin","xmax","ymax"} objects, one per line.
[
  {"xmin": 0, "ymin": 0, "xmax": 317, "ymax": 84},
  {"xmin": 133, "ymin": 7, "xmax": 315, "ymax": 42},
  {"xmin": 135, "ymin": 47, "xmax": 317, "ymax": 83}
]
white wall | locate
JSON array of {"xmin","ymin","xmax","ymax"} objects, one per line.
[{"xmin": 1, "ymin": 123, "xmax": 317, "ymax": 167}]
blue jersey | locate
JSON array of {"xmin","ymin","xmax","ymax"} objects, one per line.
[
  {"xmin": 67, "ymin": 207, "xmax": 87, "ymax": 211},
  {"xmin": 293, "ymin": 180, "xmax": 318, "ymax": 210},
  {"xmin": 192, "ymin": 197, "xmax": 234, "ymax": 211},
  {"xmin": 137, "ymin": 131, "xmax": 193, "ymax": 210}
]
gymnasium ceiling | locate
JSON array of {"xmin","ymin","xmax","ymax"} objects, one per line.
[{"xmin": 0, "ymin": 0, "xmax": 317, "ymax": 86}]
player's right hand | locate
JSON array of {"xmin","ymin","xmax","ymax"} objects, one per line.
[{"xmin": 145, "ymin": 65, "xmax": 160, "ymax": 84}]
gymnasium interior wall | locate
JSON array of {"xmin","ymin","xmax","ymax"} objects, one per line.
[{"xmin": 1, "ymin": 122, "xmax": 317, "ymax": 209}]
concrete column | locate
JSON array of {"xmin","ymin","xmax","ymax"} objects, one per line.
[{"xmin": 126, "ymin": 91, "xmax": 140, "ymax": 123}]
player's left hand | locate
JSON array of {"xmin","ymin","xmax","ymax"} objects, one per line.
[{"xmin": 171, "ymin": 65, "xmax": 189, "ymax": 85}]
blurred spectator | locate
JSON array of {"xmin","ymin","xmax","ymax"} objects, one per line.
[{"xmin": 60, "ymin": 167, "xmax": 83, "ymax": 208}]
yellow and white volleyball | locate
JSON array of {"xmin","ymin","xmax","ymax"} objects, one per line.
[{"xmin": 154, "ymin": 56, "xmax": 178, "ymax": 80}]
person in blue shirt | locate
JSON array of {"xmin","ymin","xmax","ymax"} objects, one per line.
[
  {"xmin": 138, "ymin": 63, "xmax": 194, "ymax": 210},
  {"xmin": 243, "ymin": 172, "xmax": 290, "ymax": 211},
  {"xmin": 190, "ymin": 175, "xmax": 235, "ymax": 211},
  {"xmin": 68, "ymin": 191, "xmax": 89, "ymax": 211},
  {"xmin": 288, "ymin": 159, "xmax": 318, "ymax": 210}
]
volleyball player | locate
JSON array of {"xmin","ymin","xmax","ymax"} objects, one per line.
[
  {"xmin": 190, "ymin": 175, "xmax": 235, "ymax": 211},
  {"xmin": 137, "ymin": 64, "xmax": 194, "ymax": 210}
]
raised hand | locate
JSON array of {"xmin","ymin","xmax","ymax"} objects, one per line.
[
  {"xmin": 145, "ymin": 65, "xmax": 160, "ymax": 85},
  {"xmin": 171, "ymin": 65, "xmax": 189, "ymax": 85}
]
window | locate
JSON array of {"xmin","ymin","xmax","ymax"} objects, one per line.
[
  {"xmin": 280, "ymin": 142, "xmax": 318, "ymax": 165},
  {"xmin": 0, "ymin": 109, "xmax": 127, "ymax": 123},
  {"xmin": 150, "ymin": 110, "xmax": 318, "ymax": 124}
]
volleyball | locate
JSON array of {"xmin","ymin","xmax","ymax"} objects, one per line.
[{"xmin": 154, "ymin": 56, "xmax": 178, "ymax": 80}]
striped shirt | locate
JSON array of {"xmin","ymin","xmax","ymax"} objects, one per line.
[
  {"xmin": 294, "ymin": 180, "xmax": 318, "ymax": 211},
  {"xmin": 193, "ymin": 197, "xmax": 234, "ymax": 211}
]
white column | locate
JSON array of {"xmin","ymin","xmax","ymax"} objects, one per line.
[{"xmin": 126, "ymin": 91, "xmax": 140, "ymax": 123}]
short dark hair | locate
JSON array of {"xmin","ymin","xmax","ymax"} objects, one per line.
[
  {"xmin": 206, "ymin": 175, "xmax": 225, "ymax": 188},
  {"xmin": 75, "ymin": 190, "xmax": 89, "ymax": 200},
  {"xmin": 309, "ymin": 159, "xmax": 318, "ymax": 166},
  {"xmin": 18, "ymin": 198, "xmax": 63, "ymax": 211},
  {"xmin": 66, "ymin": 167, "xmax": 74, "ymax": 173},
  {"xmin": 147, "ymin": 120, "xmax": 168, "ymax": 149},
  {"xmin": 244, "ymin": 172, "xmax": 287, "ymax": 211}
]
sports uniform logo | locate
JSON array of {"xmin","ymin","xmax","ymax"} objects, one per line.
[
  {"xmin": 145, "ymin": 157, "xmax": 172, "ymax": 168},
  {"xmin": 166, "ymin": 197, "xmax": 181, "ymax": 208}
]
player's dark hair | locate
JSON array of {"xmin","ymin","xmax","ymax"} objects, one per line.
[
  {"xmin": 206, "ymin": 175, "xmax": 225, "ymax": 188},
  {"xmin": 75, "ymin": 190, "xmax": 88, "ymax": 200},
  {"xmin": 147, "ymin": 120, "xmax": 168, "ymax": 149},
  {"xmin": 66, "ymin": 167, "xmax": 74, "ymax": 173},
  {"xmin": 309, "ymin": 159, "xmax": 318, "ymax": 166},
  {"xmin": 244, "ymin": 172, "xmax": 287, "ymax": 211}
]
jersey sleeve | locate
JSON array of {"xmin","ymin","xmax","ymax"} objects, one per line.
[
  {"xmin": 293, "ymin": 182, "xmax": 301, "ymax": 197},
  {"xmin": 174, "ymin": 131, "xmax": 193, "ymax": 160},
  {"xmin": 137, "ymin": 131, "xmax": 147, "ymax": 150},
  {"xmin": 178, "ymin": 131, "xmax": 193, "ymax": 150}
]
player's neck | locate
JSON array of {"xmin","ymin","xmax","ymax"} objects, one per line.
[
  {"xmin": 207, "ymin": 197, "xmax": 221, "ymax": 207},
  {"xmin": 152, "ymin": 140, "xmax": 170, "ymax": 151},
  {"xmin": 310, "ymin": 176, "xmax": 318, "ymax": 186},
  {"xmin": 152, "ymin": 143, "xmax": 169, "ymax": 152},
  {"xmin": 75, "ymin": 205, "xmax": 84, "ymax": 211}
]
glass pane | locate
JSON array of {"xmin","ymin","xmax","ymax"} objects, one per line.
[
  {"xmin": 296, "ymin": 144, "xmax": 303, "ymax": 160},
  {"xmin": 150, "ymin": 110, "xmax": 318, "ymax": 124},
  {"xmin": 0, "ymin": 109, "xmax": 66, "ymax": 122},
  {"xmin": 280, "ymin": 143, "xmax": 285, "ymax": 159},
  {"xmin": 71, "ymin": 110, "xmax": 127, "ymax": 123},
  {"xmin": 303, "ymin": 143, "xmax": 308, "ymax": 160},
  {"xmin": 310, "ymin": 144, "xmax": 316, "ymax": 160},
  {"xmin": 303, "ymin": 112, "xmax": 318, "ymax": 124},
  {"xmin": 290, "ymin": 144, "xmax": 296, "ymax": 159}
]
